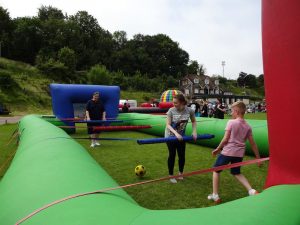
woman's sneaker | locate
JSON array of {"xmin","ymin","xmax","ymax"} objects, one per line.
[
  {"xmin": 169, "ymin": 178, "xmax": 177, "ymax": 184},
  {"xmin": 90, "ymin": 143, "xmax": 96, "ymax": 148},
  {"xmin": 248, "ymin": 189, "xmax": 259, "ymax": 196},
  {"xmin": 177, "ymin": 172, "xmax": 184, "ymax": 180},
  {"xmin": 95, "ymin": 141, "xmax": 101, "ymax": 146},
  {"xmin": 207, "ymin": 193, "xmax": 221, "ymax": 203}
]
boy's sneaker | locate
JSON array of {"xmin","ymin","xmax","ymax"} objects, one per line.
[
  {"xmin": 207, "ymin": 193, "xmax": 221, "ymax": 203},
  {"xmin": 177, "ymin": 172, "xmax": 184, "ymax": 180},
  {"xmin": 95, "ymin": 141, "xmax": 101, "ymax": 146},
  {"xmin": 169, "ymin": 178, "xmax": 177, "ymax": 184},
  {"xmin": 90, "ymin": 143, "xmax": 96, "ymax": 148},
  {"xmin": 248, "ymin": 189, "xmax": 259, "ymax": 196}
]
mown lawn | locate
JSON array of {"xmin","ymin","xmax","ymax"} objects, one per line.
[{"xmin": 0, "ymin": 122, "xmax": 268, "ymax": 209}]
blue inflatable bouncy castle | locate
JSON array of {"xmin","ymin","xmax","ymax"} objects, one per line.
[{"xmin": 50, "ymin": 84, "xmax": 120, "ymax": 127}]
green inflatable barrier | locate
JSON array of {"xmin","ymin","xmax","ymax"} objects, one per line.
[
  {"xmin": 117, "ymin": 113, "xmax": 269, "ymax": 156},
  {"xmin": 0, "ymin": 115, "xmax": 299, "ymax": 225}
]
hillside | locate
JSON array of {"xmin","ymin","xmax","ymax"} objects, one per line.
[{"xmin": 0, "ymin": 58, "xmax": 160, "ymax": 115}]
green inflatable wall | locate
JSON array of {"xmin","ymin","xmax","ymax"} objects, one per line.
[
  {"xmin": 117, "ymin": 113, "xmax": 269, "ymax": 156},
  {"xmin": 0, "ymin": 115, "xmax": 299, "ymax": 225}
]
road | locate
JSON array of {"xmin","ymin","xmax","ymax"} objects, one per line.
[{"xmin": 0, "ymin": 116, "xmax": 23, "ymax": 125}]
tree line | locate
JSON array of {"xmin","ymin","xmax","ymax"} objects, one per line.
[
  {"xmin": 0, "ymin": 5, "xmax": 205, "ymax": 92},
  {"xmin": 0, "ymin": 5, "xmax": 264, "ymax": 94}
]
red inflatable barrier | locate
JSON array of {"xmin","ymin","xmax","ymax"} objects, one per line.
[
  {"xmin": 140, "ymin": 103, "xmax": 152, "ymax": 107},
  {"xmin": 159, "ymin": 102, "xmax": 174, "ymax": 109},
  {"xmin": 263, "ymin": 0, "xmax": 300, "ymax": 187}
]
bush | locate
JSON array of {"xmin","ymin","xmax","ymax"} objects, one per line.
[
  {"xmin": 87, "ymin": 64, "xmax": 111, "ymax": 85},
  {"xmin": 37, "ymin": 58, "xmax": 69, "ymax": 82},
  {"xmin": 0, "ymin": 70, "xmax": 18, "ymax": 89}
]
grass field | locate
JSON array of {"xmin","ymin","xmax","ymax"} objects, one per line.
[{"xmin": 0, "ymin": 117, "xmax": 268, "ymax": 209}]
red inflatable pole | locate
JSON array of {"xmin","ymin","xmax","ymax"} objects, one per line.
[{"xmin": 262, "ymin": 0, "xmax": 300, "ymax": 187}]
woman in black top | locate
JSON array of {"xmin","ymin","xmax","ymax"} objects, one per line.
[
  {"xmin": 86, "ymin": 92, "xmax": 106, "ymax": 147},
  {"xmin": 201, "ymin": 100, "xmax": 208, "ymax": 117},
  {"xmin": 215, "ymin": 98, "xmax": 226, "ymax": 119}
]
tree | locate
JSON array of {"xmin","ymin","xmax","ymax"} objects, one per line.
[
  {"xmin": 112, "ymin": 33, "xmax": 189, "ymax": 78},
  {"xmin": 237, "ymin": 72, "xmax": 257, "ymax": 88},
  {"xmin": 257, "ymin": 74, "xmax": 264, "ymax": 87},
  {"xmin": 69, "ymin": 11, "xmax": 114, "ymax": 70},
  {"xmin": 113, "ymin": 31, "xmax": 127, "ymax": 50},
  {"xmin": 10, "ymin": 17, "xmax": 43, "ymax": 64},
  {"xmin": 188, "ymin": 60, "xmax": 199, "ymax": 74},
  {"xmin": 0, "ymin": 6, "xmax": 14, "ymax": 58},
  {"xmin": 38, "ymin": 6, "xmax": 65, "ymax": 21}
]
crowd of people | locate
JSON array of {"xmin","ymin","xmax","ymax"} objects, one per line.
[{"xmin": 188, "ymin": 99, "xmax": 266, "ymax": 119}]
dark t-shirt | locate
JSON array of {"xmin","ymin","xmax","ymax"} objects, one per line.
[
  {"xmin": 86, "ymin": 99, "xmax": 105, "ymax": 120},
  {"xmin": 202, "ymin": 104, "xmax": 208, "ymax": 117},
  {"xmin": 215, "ymin": 104, "xmax": 225, "ymax": 119}
]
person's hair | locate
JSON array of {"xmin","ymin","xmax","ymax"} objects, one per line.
[
  {"xmin": 93, "ymin": 92, "xmax": 99, "ymax": 96},
  {"xmin": 231, "ymin": 101, "xmax": 246, "ymax": 115},
  {"xmin": 174, "ymin": 94, "xmax": 187, "ymax": 105}
]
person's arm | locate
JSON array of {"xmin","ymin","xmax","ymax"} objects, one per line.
[
  {"xmin": 212, "ymin": 130, "xmax": 231, "ymax": 156},
  {"xmin": 190, "ymin": 111, "xmax": 197, "ymax": 141},
  {"xmin": 102, "ymin": 111, "xmax": 106, "ymax": 120},
  {"xmin": 217, "ymin": 104, "xmax": 226, "ymax": 112},
  {"xmin": 85, "ymin": 101, "xmax": 91, "ymax": 120},
  {"xmin": 86, "ymin": 110, "xmax": 90, "ymax": 121},
  {"xmin": 166, "ymin": 115, "xmax": 183, "ymax": 141},
  {"xmin": 248, "ymin": 134, "xmax": 262, "ymax": 167}
]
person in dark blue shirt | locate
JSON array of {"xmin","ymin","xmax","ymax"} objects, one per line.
[{"xmin": 85, "ymin": 92, "xmax": 106, "ymax": 147}]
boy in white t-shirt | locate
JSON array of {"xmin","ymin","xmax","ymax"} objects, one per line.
[{"xmin": 208, "ymin": 101, "xmax": 261, "ymax": 203}]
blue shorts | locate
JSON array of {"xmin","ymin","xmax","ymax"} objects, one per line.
[{"xmin": 213, "ymin": 154, "xmax": 243, "ymax": 175}]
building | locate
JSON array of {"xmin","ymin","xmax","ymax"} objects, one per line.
[{"xmin": 179, "ymin": 74, "xmax": 250, "ymax": 105}]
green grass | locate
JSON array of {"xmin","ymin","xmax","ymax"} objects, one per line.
[
  {"xmin": 0, "ymin": 122, "xmax": 268, "ymax": 209},
  {"xmin": 225, "ymin": 112, "xmax": 267, "ymax": 120},
  {"xmin": 71, "ymin": 128, "xmax": 268, "ymax": 209},
  {"xmin": 0, "ymin": 124, "xmax": 18, "ymax": 179}
]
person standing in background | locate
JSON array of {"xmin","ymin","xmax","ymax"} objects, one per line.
[{"xmin": 86, "ymin": 92, "xmax": 106, "ymax": 148}]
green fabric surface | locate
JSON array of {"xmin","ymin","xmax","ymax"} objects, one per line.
[
  {"xmin": 0, "ymin": 115, "xmax": 299, "ymax": 225},
  {"xmin": 117, "ymin": 113, "xmax": 269, "ymax": 156}
]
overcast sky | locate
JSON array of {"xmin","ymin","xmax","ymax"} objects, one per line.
[{"xmin": 0, "ymin": 0, "xmax": 263, "ymax": 79}]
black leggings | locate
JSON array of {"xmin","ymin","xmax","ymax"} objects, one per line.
[{"xmin": 166, "ymin": 141, "xmax": 186, "ymax": 175}]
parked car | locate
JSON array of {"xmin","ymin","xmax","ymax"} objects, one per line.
[{"xmin": 0, "ymin": 103, "xmax": 10, "ymax": 115}]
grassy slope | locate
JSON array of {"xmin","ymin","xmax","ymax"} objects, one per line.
[
  {"xmin": 0, "ymin": 57, "xmax": 52, "ymax": 115},
  {"xmin": 0, "ymin": 57, "xmax": 160, "ymax": 115}
]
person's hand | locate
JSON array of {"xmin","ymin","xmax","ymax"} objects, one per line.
[
  {"xmin": 192, "ymin": 132, "xmax": 197, "ymax": 142},
  {"xmin": 212, "ymin": 148, "xmax": 221, "ymax": 157},
  {"xmin": 86, "ymin": 117, "xmax": 91, "ymax": 121},
  {"xmin": 175, "ymin": 133, "xmax": 183, "ymax": 141},
  {"xmin": 103, "ymin": 117, "xmax": 106, "ymax": 121}
]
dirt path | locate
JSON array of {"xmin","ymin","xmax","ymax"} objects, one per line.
[{"xmin": 0, "ymin": 116, "xmax": 23, "ymax": 125}]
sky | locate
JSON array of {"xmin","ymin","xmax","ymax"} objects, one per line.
[{"xmin": 0, "ymin": 0, "xmax": 263, "ymax": 79}]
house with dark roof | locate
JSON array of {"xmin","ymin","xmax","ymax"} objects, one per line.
[{"xmin": 179, "ymin": 74, "xmax": 250, "ymax": 105}]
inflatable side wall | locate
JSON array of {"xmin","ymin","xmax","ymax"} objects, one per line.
[{"xmin": 117, "ymin": 113, "xmax": 269, "ymax": 156}]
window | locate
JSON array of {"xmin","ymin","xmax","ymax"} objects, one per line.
[
  {"xmin": 194, "ymin": 78, "xmax": 199, "ymax": 84},
  {"xmin": 185, "ymin": 89, "xmax": 190, "ymax": 95},
  {"xmin": 215, "ymin": 89, "xmax": 219, "ymax": 94},
  {"xmin": 194, "ymin": 88, "xmax": 199, "ymax": 93},
  {"xmin": 200, "ymin": 89, "xmax": 204, "ymax": 94},
  {"xmin": 182, "ymin": 80, "xmax": 187, "ymax": 85}
]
